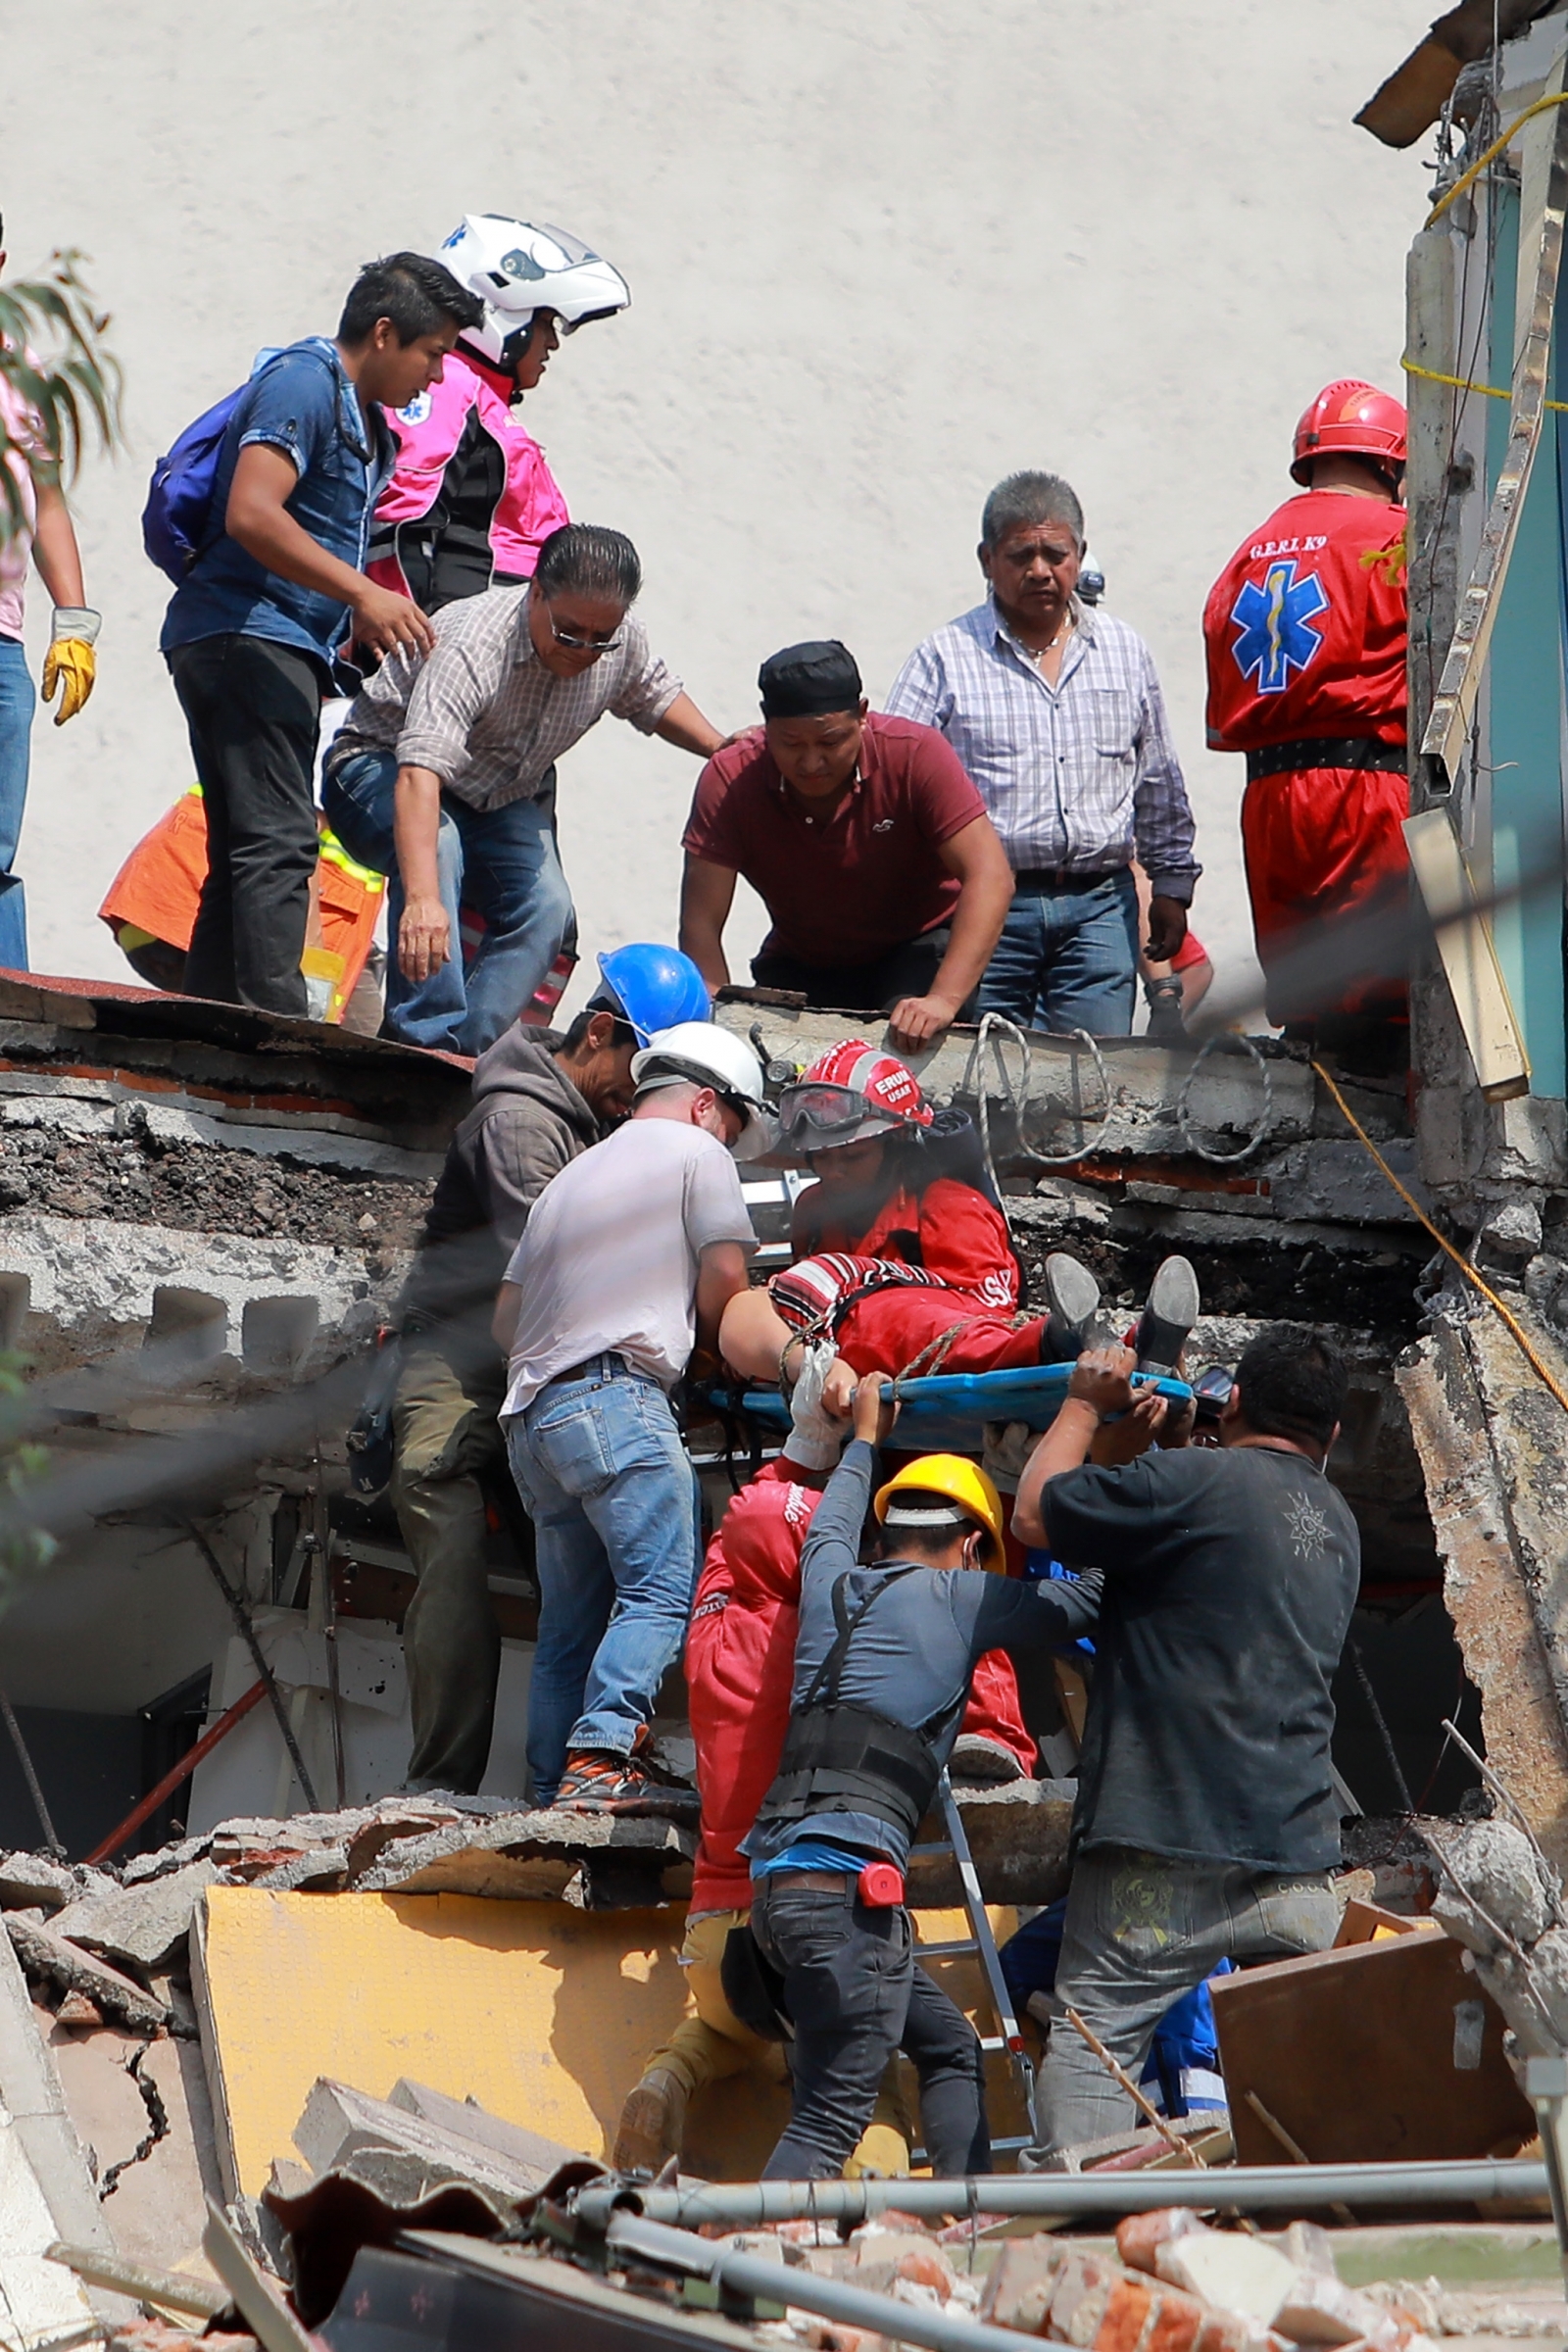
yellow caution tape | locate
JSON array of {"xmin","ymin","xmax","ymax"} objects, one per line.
[
  {"xmin": 1401, "ymin": 355, "xmax": 1568, "ymax": 414},
  {"xmin": 1312, "ymin": 1057, "xmax": 1568, "ymax": 1418},
  {"xmin": 1426, "ymin": 88, "xmax": 1568, "ymax": 228}
]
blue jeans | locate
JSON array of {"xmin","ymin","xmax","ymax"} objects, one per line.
[
  {"xmin": 505, "ymin": 1356, "xmax": 701, "ymax": 1803},
  {"xmin": 980, "ymin": 868, "xmax": 1140, "ymax": 1035},
  {"xmin": 321, "ymin": 745, "xmax": 573, "ymax": 1054},
  {"xmin": 0, "ymin": 638, "xmax": 35, "ymax": 969}
]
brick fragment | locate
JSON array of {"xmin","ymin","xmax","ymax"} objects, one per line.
[
  {"xmin": 1154, "ymin": 2235, "xmax": 1296, "ymax": 2329},
  {"xmin": 981, "ymin": 2237, "xmax": 1066, "ymax": 2333},
  {"xmin": 1117, "ymin": 2212, "xmax": 1206, "ymax": 2278},
  {"xmin": 1273, "ymin": 2279, "xmax": 1400, "ymax": 2351},
  {"xmin": 1094, "ymin": 2277, "xmax": 1157, "ymax": 2352},
  {"xmin": 1145, "ymin": 2287, "xmax": 1208, "ymax": 2352},
  {"xmin": 894, "ymin": 2250, "xmax": 955, "ymax": 2300},
  {"xmin": 1051, "ymin": 2252, "xmax": 1118, "ymax": 2347}
]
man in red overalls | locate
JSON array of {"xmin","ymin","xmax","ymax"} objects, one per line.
[{"xmin": 1202, "ymin": 381, "xmax": 1407, "ymax": 1045}]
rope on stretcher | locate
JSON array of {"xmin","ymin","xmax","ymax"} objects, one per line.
[{"xmin": 1312, "ymin": 1058, "xmax": 1568, "ymax": 1420}]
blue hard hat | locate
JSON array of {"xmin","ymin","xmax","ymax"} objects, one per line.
[{"xmin": 591, "ymin": 944, "xmax": 710, "ymax": 1047}]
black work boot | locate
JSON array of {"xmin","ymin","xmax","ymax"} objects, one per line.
[
  {"xmin": 1042, "ymin": 1253, "xmax": 1102, "ymax": 1363},
  {"xmin": 1134, "ymin": 1256, "xmax": 1200, "ymax": 1375}
]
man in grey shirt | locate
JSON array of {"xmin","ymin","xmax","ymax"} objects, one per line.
[{"xmin": 324, "ymin": 522, "xmax": 727, "ymax": 1052}]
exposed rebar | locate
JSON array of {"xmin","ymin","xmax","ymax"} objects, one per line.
[
  {"xmin": 0, "ymin": 1682, "xmax": 65, "ymax": 1857},
  {"xmin": 183, "ymin": 1519, "xmax": 318, "ymax": 1812}
]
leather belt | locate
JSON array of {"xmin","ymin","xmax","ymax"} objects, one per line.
[
  {"xmin": 1245, "ymin": 737, "xmax": 1407, "ymax": 782},
  {"xmin": 1010, "ymin": 865, "xmax": 1122, "ymax": 894},
  {"xmin": 550, "ymin": 1351, "xmax": 630, "ymax": 1387},
  {"xmin": 766, "ymin": 1869, "xmax": 857, "ymax": 1890}
]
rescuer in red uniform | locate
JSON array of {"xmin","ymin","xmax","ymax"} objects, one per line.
[{"xmin": 1202, "ymin": 380, "xmax": 1408, "ymax": 1044}]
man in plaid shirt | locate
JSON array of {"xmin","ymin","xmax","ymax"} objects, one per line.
[{"xmin": 886, "ymin": 471, "xmax": 1200, "ymax": 1036}]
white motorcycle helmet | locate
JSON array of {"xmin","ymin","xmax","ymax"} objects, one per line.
[{"xmin": 435, "ymin": 215, "xmax": 630, "ymax": 375}]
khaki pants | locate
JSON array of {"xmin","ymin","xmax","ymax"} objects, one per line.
[
  {"xmin": 641, "ymin": 1909, "xmax": 913, "ymax": 2176},
  {"xmin": 392, "ymin": 1338, "xmax": 510, "ymax": 1792}
]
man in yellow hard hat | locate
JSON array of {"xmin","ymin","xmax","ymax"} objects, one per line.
[{"xmin": 739, "ymin": 1375, "xmax": 1102, "ymax": 2181}]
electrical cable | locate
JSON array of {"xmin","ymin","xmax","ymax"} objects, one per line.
[{"xmin": 1426, "ymin": 88, "xmax": 1568, "ymax": 226}]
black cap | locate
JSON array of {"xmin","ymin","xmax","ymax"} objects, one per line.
[{"xmin": 758, "ymin": 639, "xmax": 863, "ymax": 720}]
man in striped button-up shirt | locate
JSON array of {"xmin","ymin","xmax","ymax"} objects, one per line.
[{"xmin": 886, "ymin": 471, "xmax": 1200, "ymax": 1036}]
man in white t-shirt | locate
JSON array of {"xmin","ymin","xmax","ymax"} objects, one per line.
[{"xmin": 494, "ymin": 1021, "xmax": 770, "ymax": 1808}]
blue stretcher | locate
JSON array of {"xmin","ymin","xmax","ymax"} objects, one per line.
[{"xmin": 729, "ymin": 1361, "xmax": 1193, "ymax": 1457}]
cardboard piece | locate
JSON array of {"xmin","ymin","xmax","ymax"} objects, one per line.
[{"xmin": 1211, "ymin": 1924, "xmax": 1534, "ymax": 2168}]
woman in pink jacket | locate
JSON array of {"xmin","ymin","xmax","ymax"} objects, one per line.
[{"xmin": 368, "ymin": 214, "xmax": 629, "ymax": 613}]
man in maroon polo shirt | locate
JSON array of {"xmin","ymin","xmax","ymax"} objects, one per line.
[{"xmin": 679, "ymin": 640, "xmax": 1013, "ymax": 1049}]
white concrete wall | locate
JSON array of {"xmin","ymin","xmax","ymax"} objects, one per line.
[{"xmin": 3, "ymin": 0, "xmax": 1427, "ymax": 1019}]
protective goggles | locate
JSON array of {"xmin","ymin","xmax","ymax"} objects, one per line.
[{"xmin": 778, "ymin": 1081, "xmax": 893, "ymax": 1145}]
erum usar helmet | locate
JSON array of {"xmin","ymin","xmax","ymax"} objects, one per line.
[
  {"xmin": 435, "ymin": 215, "xmax": 630, "ymax": 376},
  {"xmin": 778, "ymin": 1040, "xmax": 933, "ymax": 1152}
]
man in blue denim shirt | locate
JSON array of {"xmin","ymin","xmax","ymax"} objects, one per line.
[{"xmin": 161, "ymin": 253, "xmax": 481, "ymax": 1017}]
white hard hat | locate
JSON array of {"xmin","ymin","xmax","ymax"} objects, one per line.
[
  {"xmin": 434, "ymin": 215, "xmax": 630, "ymax": 375},
  {"xmin": 631, "ymin": 1022, "xmax": 775, "ymax": 1160}
]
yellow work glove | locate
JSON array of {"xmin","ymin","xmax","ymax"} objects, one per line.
[{"xmin": 41, "ymin": 608, "xmax": 101, "ymax": 725}]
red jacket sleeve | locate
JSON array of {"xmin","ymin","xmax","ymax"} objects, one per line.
[{"xmin": 686, "ymin": 1468, "xmax": 821, "ymax": 1910}]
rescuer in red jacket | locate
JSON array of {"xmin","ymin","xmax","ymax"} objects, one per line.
[
  {"xmin": 718, "ymin": 1041, "xmax": 1107, "ymax": 1406},
  {"xmin": 612, "ymin": 1418, "xmax": 1036, "ymax": 2176},
  {"xmin": 1202, "ymin": 380, "xmax": 1408, "ymax": 1040}
]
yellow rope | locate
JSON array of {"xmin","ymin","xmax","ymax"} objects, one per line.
[
  {"xmin": 1426, "ymin": 88, "xmax": 1568, "ymax": 228},
  {"xmin": 1401, "ymin": 355, "xmax": 1568, "ymax": 414},
  {"xmin": 1310, "ymin": 1058, "xmax": 1568, "ymax": 1417}
]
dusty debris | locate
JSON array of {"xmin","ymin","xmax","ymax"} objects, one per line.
[
  {"xmin": 1427, "ymin": 1818, "xmax": 1568, "ymax": 2052},
  {"xmin": 0, "ymin": 1117, "xmax": 428, "ymax": 1252},
  {"xmin": 6, "ymin": 1912, "xmax": 176, "ymax": 2035},
  {"xmin": 292, "ymin": 2076, "xmax": 578, "ymax": 2200},
  {"xmin": 53, "ymin": 1860, "xmax": 222, "ymax": 1979},
  {"xmin": 0, "ymin": 1852, "xmax": 94, "ymax": 1913},
  {"xmin": 1364, "ymin": 2278, "xmax": 1568, "ymax": 2338}
]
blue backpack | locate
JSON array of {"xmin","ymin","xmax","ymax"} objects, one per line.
[{"xmin": 141, "ymin": 345, "xmax": 291, "ymax": 583}]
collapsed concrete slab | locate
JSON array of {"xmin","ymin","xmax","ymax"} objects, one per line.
[
  {"xmin": 52, "ymin": 1860, "xmax": 222, "ymax": 1979},
  {"xmin": 293, "ymin": 2076, "xmax": 578, "ymax": 2199},
  {"xmin": 1399, "ymin": 1312, "xmax": 1568, "ymax": 1874}
]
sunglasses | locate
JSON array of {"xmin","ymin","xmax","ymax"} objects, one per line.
[{"xmin": 548, "ymin": 607, "xmax": 623, "ymax": 655}]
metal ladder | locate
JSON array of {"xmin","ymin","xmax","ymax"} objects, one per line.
[{"xmin": 907, "ymin": 1771, "xmax": 1039, "ymax": 2156}]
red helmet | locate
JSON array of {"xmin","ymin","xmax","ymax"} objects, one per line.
[
  {"xmin": 778, "ymin": 1041, "xmax": 933, "ymax": 1151},
  {"xmin": 1290, "ymin": 380, "xmax": 1406, "ymax": 486}
]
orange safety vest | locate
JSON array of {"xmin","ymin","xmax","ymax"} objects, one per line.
[{"xmin": 98, "ymin": 786, "xmax": 386, "ymax": 1025}]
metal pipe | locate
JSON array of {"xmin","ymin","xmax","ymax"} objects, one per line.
[
  {"xmin": 601, "ymin": 2212, "xmax": 1050, "ymax": 2352},
  {"xmin": 82, "ymin": 1678, "xmax": 266, "ymax": 1865},
  {"xmin": 575, "ymin": 2154, "xmax": 1548, "ymax": 2232}
]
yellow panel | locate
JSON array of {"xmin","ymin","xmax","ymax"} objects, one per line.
[{"xmin": 196, "ymin": 1888, "xmax": 1026, "ymax": 2196}]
